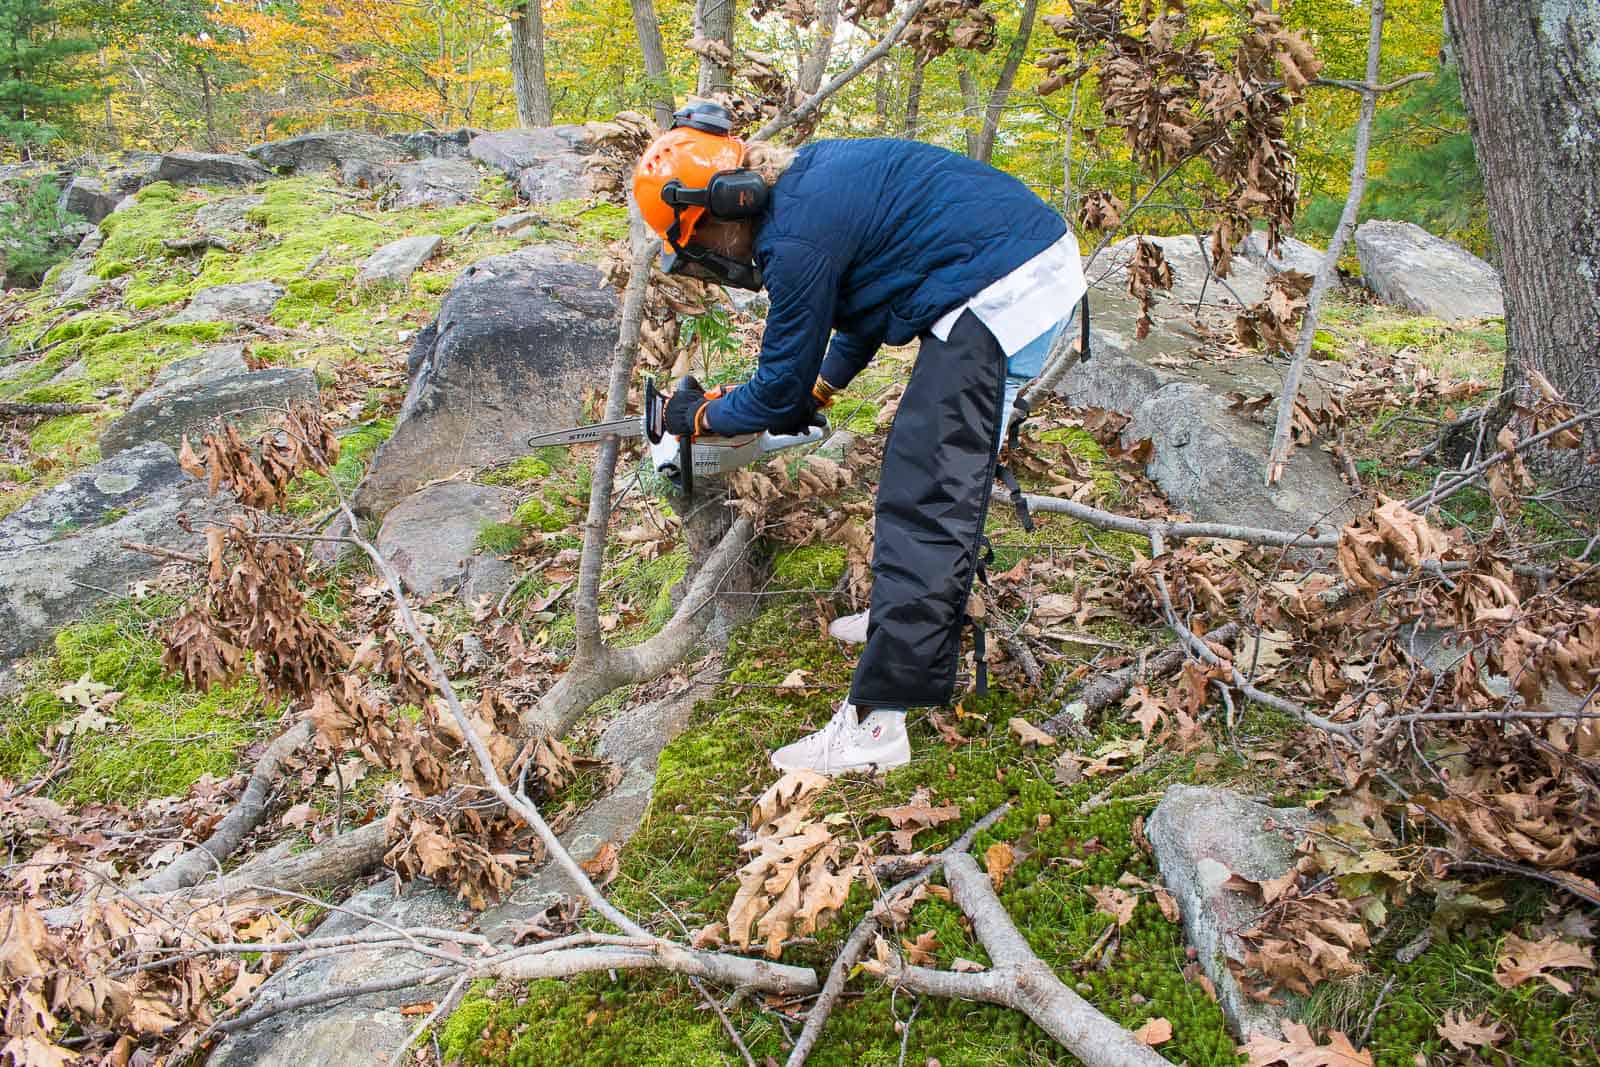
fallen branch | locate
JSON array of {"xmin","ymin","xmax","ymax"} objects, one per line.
[
  {"xmin": 1149, "ymin": 531, "xmax": 1355, "ymax": 741},
  {"xmin": 0, "ymin": 400, "xmax": 104, "ymax": 418},
  {"xmin": 751, "ymin": 0, "xmax": 931, "ymax": 142},
  {"xmin": 135, "ymin": 720, "xmax": 313, "ymax": 894},
  {"xmin": 1264, "ymin": 0, "xmax": 1387, "ymax": 484},
  {"xmin": 1404, "ymin": 407, "xmax": 1600, "ymax": 513},
  {"xmin": 1041, "ymin": 622, "xmax": 1241, "ymax": 736},
  {"xmin": 121, "ymin": 540, "xmax": 207, "ymax": 566},
  {"xmin": 880, "ymin": 853, "xmax": 1168, "ymax": 1067},
  {"xmin": 998, "ymin": 488, "xmax": 1340, "ymax": 549},
  {"xmin": 786, "ymin": 802, "xmax": 1013, "ymax": 1067},
  {"xmin": 163, "ymin": 234, "xmax": 239, "ymax": 254}
]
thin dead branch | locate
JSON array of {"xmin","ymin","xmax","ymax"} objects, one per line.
[
  {"xmin": 1265, "ymin": 0, "xmax": 1386, "ymax": 483},
  {"xmin": 998, "ymin": 488, "xmax": 1340, "ymax": 549}
]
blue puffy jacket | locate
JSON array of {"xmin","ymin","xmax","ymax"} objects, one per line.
[{"xmin": 701, "ymin": 138, "xmax": 1067, "ymax": 436}]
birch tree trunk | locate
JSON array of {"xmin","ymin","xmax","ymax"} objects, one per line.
[
  {"xmin": 695, "ymin": 0, "xmax": 737, "ymax": 97},
  {"xmin": 630, "ymin": 0, "xmax": 675, "ymax": 126},
  {"xmin": 1445, "ymin": 0, "xmax": 1600, "ymax": 501},
  {"xmin": 509, "ymin": 0, "xmax": 553, "ymax": 127}
]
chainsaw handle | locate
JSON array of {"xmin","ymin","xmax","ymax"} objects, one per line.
[{"xmin": 759, "ymin": 417, "xmax": 829, "ymax": 455}]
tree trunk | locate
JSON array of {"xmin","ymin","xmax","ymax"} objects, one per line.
[
  {"xmin": 630, "ymin": 0, "xmax": 675, "ymax": 126},
  {"xmin": 1445, "ymin": 0, "xmax": 1600, "ymax": 501},
  {"xmin": 972, "ymin": 0, "xmax": 1039, "ymax": 163},
  {"xmin": 199, "ymin": 64, "xmax": 218, "ymax": 151},
  {"xmin": 957, "ymin": 66, "xmax": 981, "ymax": 156},
  {"xmin": 798, "ymin": 0, "xmax": 842, "ymax": 94},
  {"xmin": 695, "ymin": 0, "xmax": 737, "ymax": 97},
  {"xmin": 903, "ymin": 53, "xmax": 926, "ymax": 138},
  {"xmin": 509, "ymin": 0, "xmax": 553, "ymax": 127},
  {"xmin": 873, "ymin": 62, "xmax": 891, "ymax": 132}
]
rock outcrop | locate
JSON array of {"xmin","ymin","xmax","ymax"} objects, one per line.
[
  {"xmin": 375, "ymin": 482, "xmax": 519, "ymax": 602},
  {"xmin": 389, "ymin": 128, "xmax": 483, "ymax": 159},
  {"xmin": 1354, "ymin": 220, "xmax": 1504, "ymax": 321},
  {"xmin": 0, "ymin": 444, "xmax": 223, "ymax": 666},
  {"xmin": 1146, "ymin": 785, "xmax": 1320, "ymax": 1040},
  {"xmin": 337, "ymin": 158, "xmax": 481, "ymax": 208},
  {"xmin": 57, "ymin": 177, "xmax": 120, "ymax": 225},
  {"xmin": 1097, "ymin": 234, "xmax": 1270, "ymax": 310},
  {"xmin": 99, "ymin": 345, "xmax": 317, "ymax": 456},
  {"xmin": 1237, "ymin": 231, "xmax": 1326, "ymax": 277},
  {"xmin": 1056, "ymin": 263, "xmax": 1360, "ymax": 538},
  {"xmin": 354, "ymin": 245, "xmax": 617, "ymax": 514},
  {"xmin": 248, "ymin": 131, "xmax": 405, "ymax": 174},
  {"xmin": 467, "ymin": 127, "xmax": 591, "ymax": 203},
  {"xmin": 153, "ymin": 151, "xmax": 273, "ymax": 187},
  {"xmin": 356, "ymin": 235, "xmax": 442, "ymax": 288},
  {"xmin": 167, "ymin": 281, "xmax": 285, "ymax": 324}
]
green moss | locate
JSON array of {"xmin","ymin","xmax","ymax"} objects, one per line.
[
  {"xmin": 445, "ymin": 594, "xmax": 1240, "ymax": 1065},
  {"xmin": 41, "ymin": 311, "xmax": 128, "ymax": 345},
  {"xmin": 285, "ymin": 419, "xmax": 394, "ymax": 516},
  {"xmin": 0, "ymin": 597, "xmax": 277, "ymax": 803},
  {"xmin": 476, "ymin": 521, "xmax": 526, "ymax": 554},
  {"xmin": 610, "ymin": 549, "xmax": 688, "ymax": 632},
  {"xmin": 769, "ymin": 544, "xmax": 846, "ymax": 590},
  {"xmin": 125, "ymin": 283, "xmax": 194, "ymax": 310},
  {"xmin": 512, "ymin": 496, "xmax": 573, "ymax": 532},
  {"xmin": 30, "ymin": 415, "xmax": 101, "ymax": 466},
  {"xmin": 483, "ymin": 456, "xmax": 555, "ymax": 486}
]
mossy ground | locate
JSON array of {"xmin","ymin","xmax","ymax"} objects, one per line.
[{"xmin": 0, "ymin": 595, "xmax": 279, "ymax": 803}]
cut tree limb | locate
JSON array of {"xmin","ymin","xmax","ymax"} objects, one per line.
[
  {"xmin": 0, "ymin": 401, "xmax": 104, "ymax": 418},
  {"xmin": 1265, "ymin": 0, "xmax": 1387, "ymax": 484},
  {"xmin": 882, "ymin": 853, "xmax": 1169, "ymax": 1067},
  {"xmin": 786, "ymin": 802, "xmax": 1014, "ymax": 1067},
  {"xmin": 752, "ymin": 0, "xmax": 932, "ymax": 142},
  {"xmin": 997, "ymin": 488, "xmax": 1340, "ymax": 549},
  {"xmin": 136, "ymin": 720, "xmax": 313, "ymax": 894}
]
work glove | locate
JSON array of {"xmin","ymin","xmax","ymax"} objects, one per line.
[{"xmin": 664, "ymin": 376, "xmax": 709, "ymax": 437}]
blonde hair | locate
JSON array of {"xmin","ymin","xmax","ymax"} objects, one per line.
[{"xmin": 742, "ymin": 142, "xmax": 797, "ymax": 185}]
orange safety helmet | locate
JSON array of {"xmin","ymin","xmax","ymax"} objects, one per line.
[{"xmin": 634, "ymin": 124, "xmax": 747, "ymax": 249}]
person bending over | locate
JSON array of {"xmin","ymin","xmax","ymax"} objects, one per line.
[{"xmin": 634, "ymin": 102, "xmax": 1086, "ymax": 774}]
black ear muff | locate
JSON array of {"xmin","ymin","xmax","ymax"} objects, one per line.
[{"xmin": 705, "ymin": 170, "xmax": 769, "ymax": 220}]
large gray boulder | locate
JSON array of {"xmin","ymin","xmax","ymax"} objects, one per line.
[
  {"xmin": 1056, "ymin": 277, "xmax": 1361, "ymax": 538},
  {"xmin": 208, "ymin": 685, "xmax": 700, "ymax": 1067},
  {"xmin": 167, "ymin": 280, "xmax": 284, "ymax": 324},
  {"xmin": 0, "ymin": 443, "xmax": 223, "ymax": 666},
  {"xmin": 355, "ymin": 234, "xmax": 442, "ymax": 288},
  {"xmin": 468, "ymin": 126, "xmax": 591, "ymax": 203},
  {"xmin": 1238, "ymin": 231, "xmax": 1326, "ymax": 277},
  {"xmin": 1354, "ymin": 219, "xmax": 1503, "ymax": 321},
  {"xmin": 1146, "ymin": 785, "xmax": 1321, "ymax": 1041},
  {"xmin": 390, "ymin": 158, "xmax": 480, "ymax": 208},
  {"xmin": 58, "ymin": 177, "xmax": 119, "ymax": 225},
  {"xmin": 248, "ymin": 131, "xmax": 404, "ymax": 174},
  {"xmin": 1098, "ymin": 234, "xmax": 1271, "ymax": 310},
  {"xmin": 152, "ymin": 152, "xmax": 273, "ymax": 187},
  {"xmin": 375, "ymin": 482, "xmax": 518, "ymax": 601},
  {"xmin": 389, "ymin": 127, "xmax": 483, "ymax": 159},
  {"xmin": 354, "ymin": 245, "xmax": 617, "ymax": 514},
  {"xmin": 99, "ymin": 345, "xmax": 317, "ymax": 456}
]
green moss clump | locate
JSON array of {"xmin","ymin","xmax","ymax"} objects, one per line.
[
  {"xmin": 284, "ymin": 419, "xmax": 394, "ymax": 516},
  {"xmin": 0, "ymin": 598, "xmax": 277, "ymax": 803},
  {"xmin": 512, "ymin": 496, "xmax": 573, "ymax": 532},
  {"xmin": 41, "ymin": 312, "xmax": 128, "ymax": 345},
  {"xmin": 483, "ymin": 456, "xmax": 554, "ymax": 486},
  {"xmin": 30, "ymin": 415, "xmax": 101, "ymax": 466},
  {"xmin": 769, "ymin": 544, "xmax": 846, "ymax": 590},
  {"xmin": 476, "ymin": 521, "xmax": 526, "ymax": 554}
]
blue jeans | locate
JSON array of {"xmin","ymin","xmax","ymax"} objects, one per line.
[{"xmin": 999, "ymin": 308, "xmax": 1075, "ymax": 443}]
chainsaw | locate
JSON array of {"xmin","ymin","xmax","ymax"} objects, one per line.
[{"xmin": 526, "ymin": 378, "xmax": 829, "ymax": 497}]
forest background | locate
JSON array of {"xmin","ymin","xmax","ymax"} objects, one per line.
[{"xmin": 2, "ymin": 0, "xmax": 1482, "ymax": 260}]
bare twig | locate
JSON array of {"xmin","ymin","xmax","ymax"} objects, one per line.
[
  {"xmin": 1266, "ymin": 0, "xmax": 1387, "ymax": 484},
  {"xmin": 1404, "ymin": 407, "xmax": 1600, "ymax": 513},
  {"xmin": 1041, "ymin": 622, "xmax": 1240, "ymax": 735},
  {"xmin": 998, "ymin": 488, "xmax": 1339, "ymax": 549},
  {"xmin": 120, "ymin": 540, "xmax": 207, "ymax": 566}
]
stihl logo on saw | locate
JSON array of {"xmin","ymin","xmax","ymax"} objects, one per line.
[{"xmin": 526, "ymin": 378, "xmax": 829, "ymax": 497}]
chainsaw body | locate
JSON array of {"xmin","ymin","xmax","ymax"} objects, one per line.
[{"xmin": 642, "ymin": 378, "xmax": 827, "ymax": 495}]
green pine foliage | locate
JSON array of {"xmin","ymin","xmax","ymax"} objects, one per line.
[
  {"xmin": 0, "ymin": 175, "xmax": 82, "ymax": 286},
  {"xmin": 0, "ymin": 0, "xmax": 100, "ymax": 153},
  {"xmin": 1302, "ymin": 64, "xmax": 1489, "ymax": 256}
]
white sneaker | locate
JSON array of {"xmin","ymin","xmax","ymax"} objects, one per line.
[
  {"xmin": 770, "ymin": 702, "xmax": 911, "ymax": 774},
  {"xmin": 828, "ymin": 610, "xmax": 869, "ymax": 644}
]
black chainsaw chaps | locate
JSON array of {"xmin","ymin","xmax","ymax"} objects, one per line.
[{"xmin": 849, "ymin": 310, "xmax": 1006, "ymax": 710}]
